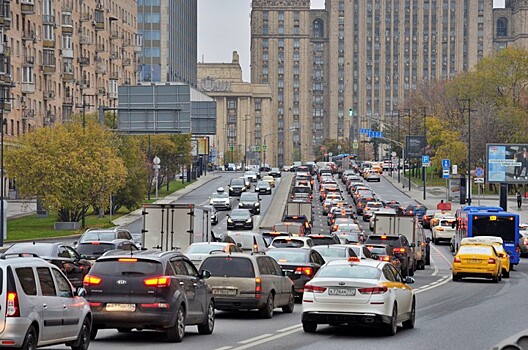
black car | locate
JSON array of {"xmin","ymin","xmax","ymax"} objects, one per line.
[
  {"xmin": 365, "ymin": 234, "xmax": 415, "ymax": 277},
  {"xmin": 283, "ymin": 215, "xmax": 312, "ymax": 235},
  {"xmin": 84, "ymin": 250, "xmax": 215, "ymax": 343},
  {"xmin": 5, "ymin": 242, "xmax": 91, "ymax": 288},
  {"xmin": 227, "ymin": 209, "xmax": 254, "ymax": 230},
  {"xmin": 238, "ymin": 192, "xmax": 261, "ymax": 214},
  {"xmin": 266, "ymin": 248, "xmax": 325, "ymax": 298},
  {"xmin": 75, "ymin": 239, "xmax": 139, "ymax": 262},
  {"xmin": 269, "ymin": 167, "xmax": 282, "ymax": 177},
  {"xmin": 228, "ymin": 178, "xmax": 246, "ymax": 196},
  {"xmin": 255, "ymin": 180, "xmax": 272, "ymax": 195}
]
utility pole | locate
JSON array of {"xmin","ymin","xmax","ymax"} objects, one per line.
[
  {"xmin": 457, "ymin": 98, "xmax": 476, "ymax": 205},
  {"xmin": 397, "ymin": 110, "xmax": 401, "ymax": 183},
  {"xmin": 243, "ymin": 115, "xmax": 250, "ymax": 171},
  {"xmin": 0, "ymin": 84, "xmax": 10, "ymax": 247},
  {"xmin": 422, "ymin": 107, "xmax": 427, "ymax": 200}
]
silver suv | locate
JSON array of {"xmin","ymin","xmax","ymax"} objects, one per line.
[
  {"xmin": 76, "ymin": 228, "xmax": 141, "ymax": 248},
  {"xmin": 0, "ymin": 254, "xmax": 92, "ymax": 349}
]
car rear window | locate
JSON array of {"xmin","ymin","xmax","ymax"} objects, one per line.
[
  {"xmin": 5, "ymin": 244, "xmax": 53, "ymax": 257},
  {"xmin": 314, "ymin": 246, "xmax": 347, "ymax": 257},
  {"xmin": 228, "ymin": 234, "xmax": 254, "ymax": 249},
  {"xmin": 267, "ymin": 250, "xmax": 307, "ymax": 263},
  {"xmin": 271, "ymin": 239, "xmax": 305, "ymax": 248},
  {"xmin": 185, "ymin": 244, "xmax": 226, "ymax": 254},
  {"xmin": 366, "ymin": 236, "xmax": 402, "ymax": 248},
  {"xmin": 317, "ymin": 265, "xmax": 380, "ymax": 279},
  {"xmin": 458, "ymin": 245, "xmax": 493, "ymax": 255},
  {"xmin": 292, "ymin": 187, "xmax": 311, "ymax": 194},
  {"xmin": 310, "ymin": 237, "xmax": 337, "ymax": 246},
  {"xmin": 200, "ymin": 257, "xmax": 255, "ymax": 278},
  {"xmin": 76, "ymin": 243, "xmax": 116, "ymax": 257},
  {"xmin": 91, "ymin": 259, "xmax": 163, "ymax": 275}
]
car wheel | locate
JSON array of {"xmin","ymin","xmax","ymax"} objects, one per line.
[
  {"xmin": 71, "ymin": 317, "xmax": 91, "ymax": 350},
  {"xmin": 503, "ymin": 268, "xmax": 510, "ymax": 278},
  {"xmin": 197, "ymin": 301, "xmax": 215, "ymax": 335},
  {"xmin": 282, "ymin": 291, "xmax": 295, "ymax": 313},
  {"xmin": 89, "ymin": 326, "xmax": 98, "ymax": 340},
  {"xmin": 21, "ymin": 325, "xmax": 37, "ymax": 350},
  {"xmin": 258, "ymin": 293, "xmax": 275, "ymax": 319},
  {"xmin": 167, "ymin": 305, "xmax": 185, "ymax": 342},
  {"xmin": 492, "ymin": 274, "xmax": 500, "ymax": 283},
  {"xmin": 452, "ymin": 273, "xmax": 461, "ymax": 282},
  {"xmin": 402, "ymin": 298, "xmax": 415, "ymax": 329},
  {"xmin": 303, "ymin": 322, "xmax": 317, "ymax": 333},
  {"xmin": 385, "ymin": 303, "xmax": 398, "ymax": 336}
]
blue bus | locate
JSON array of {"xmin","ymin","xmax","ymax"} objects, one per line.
[{"xmin": 454, "ymin": 206, "xmax": 520, "ymax": 265}]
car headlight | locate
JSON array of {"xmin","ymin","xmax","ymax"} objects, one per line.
[
  {"xmin": 255, "ymin": 202, "xmax": 260, "ymax": 206},
  {"xmin": 227, "ymin": 218, "xmax": 233, "ymax": 223},
  {"xmin": 239, "ymin": 203, "xmax": 243, "ymax": 207},
  {"xmin": 246, "ymin": 218, "xmax": 253, "ymax": 223}
]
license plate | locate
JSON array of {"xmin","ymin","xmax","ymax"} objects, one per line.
[
  {"xmin": 468, "ymin": 259, "xmax": 480, "ymax": 264},
  {"xmin": 213, "ymin": 288, "xmax": 237, "ymax": 296},
  {"xmin": 106, "ymin": 303, "xmax": 136, "ymax": 312},
  {"xmin": 328, "ymin": 287, "xmax": 356, "ymax": 296}
]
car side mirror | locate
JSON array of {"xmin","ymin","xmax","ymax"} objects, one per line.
[
  {"xmin": 282, "ymin": 270, "xmax": 289, "ymax": 277},
  {"xmin": 404, "ymin": 277, "xmax": 415, "ymax": 284},
  {"xmin": 498, "ymin": 253, "xmax": 505, "ymax": 258},
  {"xmin": 76, "ymin": 287, "xmax": 86, "ymax": 297},
  {"xmin": 73, "ymin": 241, "xmax": 77, "ymax": 245},
  {"xmin": 410, "ymin": 243, "xmax": 416, "ymax": 248},
  {"xmin": 200, "ymin": 270, "xmax": 211, "ymax": 279},
  {"xmin": 237, "ymin": 243, "xmax": 242, "ymax": 248}
]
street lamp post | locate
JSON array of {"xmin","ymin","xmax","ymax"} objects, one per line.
[
  {"xmin": 243, "ymin": 115, "xmax": 250, "ymax": 171},
  {"xmin": 457, "ymin": 98, "xmax": 476, "ymax": 205},
  {"xmin": 401, "ymin": 109, "xmax": 411, "ymax": 191},
  {"xmin": 397, "ymin": 110, "xmax": 401, "ymax": 183},
  {"xmin": 422, "ymin": 107, "xmax": 427, "ymax": 200},
  {"xmin": 0, "ymin": 84, "xmax": 8, "ymax": 247}
]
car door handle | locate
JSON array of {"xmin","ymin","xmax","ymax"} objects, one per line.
[
  {"xmin": 63, "ymin": 305, "xmax": 67, "ymax": 309},
  {"xmin": 193, "ymin": 283, "xmax": 199, "ymax": 287},
  {"xmin": 42, "ymin": 303, "xmax": 47, "ymax": 308},
  {"xmin": 179, "ymin": 282, "xmax": 185, "ymax": 286}
]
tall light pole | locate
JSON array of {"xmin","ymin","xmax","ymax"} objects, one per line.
[
  {"xmin": 243, "ymin": 115, "xmax": 250, "ymax": 171},
  {"xmin": 457, "ymin": 98, "xmax": 476, "ymax": 205},
  {"xmin": 397, "ymin": 110, "xmax": 401, "ymax": 183},
  {"xmin": 402, "ymin": 109, "xmax": 411, "ymax": 191},
  {"xmin": 0, "ymin": 83, "xmax": 9, "ymax": 247},
  {"xmin": 422, "ymin": 107, "xmax": 427, "ymax": 200}
]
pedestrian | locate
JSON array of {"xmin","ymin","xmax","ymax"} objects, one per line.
[{"xmin": 517, "ymin": 190, "xmax": 522, "ymax": 209}]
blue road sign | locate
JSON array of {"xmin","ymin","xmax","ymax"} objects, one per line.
[
  {"xmin": 368, "ymin": 131, "xmax": 373, "ymax": 137},
  {"xmin": 475, "ymin": 167, "xmax": 484, "ymax": 177},
  {"xmin": 422, "ymin": 155, "xmax": 430, "ymax": 164},
  {"xmin": 442, "ymin": 169, "xmax": 450, "ymax": 179},
  {"xmin": 442, "ymin": 159, "xmax": 450, "ymax": 168}
]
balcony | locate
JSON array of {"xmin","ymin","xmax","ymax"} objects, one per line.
[
  {"xmin": 61, "ymin": 0, "xmax": 72, "ymax": 12},
  {"xmin": 78, "ymin": 79, "xmax": 90, "ymax": 89},
  {"xmin": 44, "ymin": 112, "xmax": 55, "ymax": 126},
  {"xmin": 62, "ymin": 72, "xmax": 74, "ymax": 82},
  {"xmin": 122, "ymin": 58, "xmax": 131, "ymax": 66},
  {"xmin": 96, "ymin": 64, "xmax": 106, "ymax": 75},
  {"xmin": 43, "ymin": 15, "xmax": 55, "ymax": 25},
  {"xmin": 23, "ymin": 55, "xmax": 35, "ymax": 66},
  {"xmin": 94, "ymin": 9, "xmax": 104, "ymax": 30},
  {"xmin": 22, "ymin": 109, "xmax": 35, "ymax": 119},
  {"xmin": 94, "ymin": 54, "xmax": 102, "ymax": 62},
  {"xmin": 61, "ymin": 16, "xmax": 73, "ymax": 34},
  {"xmin": 78, "ymin": 56, "xmax": 90, "ymax": 66},
  {"xmin": 22, "ymin": 29, "xmax": 36, "ymax": 42},
  {"xmin": 43, "ymin": 35, "xmax": 55, "ymax": 48},
  {"xmin": 63, "ymin": 95, "xmax": 73, "ymax": 106},
  {"xmin": 108, "ymin": 90, "xmax": 118, "ymax": 99},
  {"xmin": 42, "ymin": 62, "xmax": 56, "ymax": 74},
  {"xmin": 43, "ymin": 90, "xmax": 55, "ymax": 100},
  {"xmin": 110, "ymin": 30, "xmax": 119, "ymax": 39},
  {"xmin": 80, "ymin": 35, "xmax": 91, "ymax": 45},
  {"xmin": 21, "ymin": 0, "xmax": 35, "ymax": 14},
  {"xmin": 21, "ymin": 82, "xmax": 35, "ymax": 94},
  {"xmin": 61, "ymin": 48, "xmax": 73, "ymax": 58},
  {"xmin": 2, "ymin": 101, "xmax": 10, "ymax": 112},
  {"xmin": 110, "ymin": 52, "xmax": 119, "ymax": 60},
  {"xmin": 109, "ymin": 71, "xmax": 118, "ymax": 80}
]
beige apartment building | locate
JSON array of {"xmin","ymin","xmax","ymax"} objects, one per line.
[
  {"xmin": 250, "ymin": 0, "xmax": 496, "ymax": 165},
  {"xmin": 0, "ymin": 0, "xmax": 140, "ymax": 137},
  {"xmin": 197, "ymin": 51, "xmax": 273, "ymax": 167}
]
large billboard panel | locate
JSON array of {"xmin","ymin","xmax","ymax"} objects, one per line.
[
  {"xmin": 486, "ymin": 144, "xmax": 528, "ymax": 184},
  {"xmin": 405, "ymin": 136, "xmax": 426, "ymax": 159}
]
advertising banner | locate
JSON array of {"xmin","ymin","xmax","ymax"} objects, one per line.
[
  {"xmin": 405, "ymin": 136, "xmax": 426, "ymax": 159},
  {"xmin": 486, "ymin": 144, "xmax": 528, "ymax": 184}
]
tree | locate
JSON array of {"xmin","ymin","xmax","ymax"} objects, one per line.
[{"xmin": 5, "ymin": 121, "xmax": 126, "ymax": 222}]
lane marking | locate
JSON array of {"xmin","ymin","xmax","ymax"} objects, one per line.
[
  {"xmin": 276, "ymin": 324, "xmax": 302, "ymax": 333},
  {"xmin": 238, "ymin": 334, "xmax": 273, "ymax": 344},
  {"xmin": 230, "ymin": 328, "xmax": 303, "ymax": 350},
  {"xmin": 214, "ymin": 347, "xmax": 233, "ymax": 350},
  {"xmin": 415, "ymin": 275, "xmax": 451, "ymax": 294}
]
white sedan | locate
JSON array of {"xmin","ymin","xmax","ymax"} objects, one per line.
[{"xmin": 302, "ymin": 259, "xmax": 415, "ymax": 336}]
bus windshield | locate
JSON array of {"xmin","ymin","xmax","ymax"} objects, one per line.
[{"xmin": 472, "ymin": 216, "xmax": 516, "ymax": 242}]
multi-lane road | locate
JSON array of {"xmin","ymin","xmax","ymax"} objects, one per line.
[{"xmin": 51, "ymin": 172, "xmax": 526, "ymax": 350}]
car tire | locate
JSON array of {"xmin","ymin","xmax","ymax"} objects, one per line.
[
  {"xmin": 197, "ymin": 301, "xmax": 215, "ymax": 335},
  {"xmin": 385, "ymin": 303, "xmax": 398, "ymax": 336},
  {"xmin": 452, "ymin": 273, "xmax": 461, "ymax": 282},
  {"xmin": 258, "ymin": 293, "xmax": 275, "ymax": 319},
  {"xmin": 167, "ymin": 305, "xmax": 185, "ymax": 343},
  {"xmin": 21, "ymin": 325, "xmax": 37, "ymax": 350},
  {"xmin": 89, "ymin": 326, "xmax": 98, "ymax": 340},
  {"xmin": 492, "ymin": 274, "xmax": 500, "ymax": 283},
  {"xmin": 402, "ymin": 298, "xmax": 415, "ymax": 329},
  {"xmin": 503, "ymin": 268, "xmax": 510, "ymax": 278},
  {"xmin": 71, "ymin": 317, "xmax": 91, "ymax": 350},
  {"xmin": 282, "ymin": 291, "xmax": 295, "ymax": 313},
  {"xmin": 303, "ymin": 322, "xmax": 317, "ymax": 333}
]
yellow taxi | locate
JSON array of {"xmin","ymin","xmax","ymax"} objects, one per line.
[
  {"xmin": 460, "ymin": 236, "xmax": 510, "ymax": 278},
  {"xmin": 371, "ymin": 165, "xmax": 383, "ymax": 174},
  {"xmin": 262, "ymin": 175, "xmax": 275, "ymax": 188},
  {"xmin": 452, "ymin": 242, "xmax": 502, "ymax": 283}
]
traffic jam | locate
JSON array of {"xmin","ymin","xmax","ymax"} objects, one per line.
[{"xmin": 0, "ymin": 160, "xmax": 521, "ymax": 349}]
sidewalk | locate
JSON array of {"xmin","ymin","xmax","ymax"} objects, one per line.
[{"xmin": 383, "ymin": 171, "xmax": 528, "ymax": 223}]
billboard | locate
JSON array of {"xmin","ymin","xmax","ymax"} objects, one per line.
[
  {"xmin": 486, "ymin": 144, "xmax": 528, "ymax": 184},
  {"xmin": 405, "ymin": 136, "xmax": 426, "ymax": 159}
]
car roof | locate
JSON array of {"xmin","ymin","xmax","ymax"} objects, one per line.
[
  {"xmin": 98, "ymin": 250, "xmax": 185, "ymax": 260},
  {"xmin": 325, "ymin": 259, "xmax": 383, "ymax": 268}
]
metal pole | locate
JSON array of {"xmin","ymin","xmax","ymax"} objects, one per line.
[
  {"xmin": 467, "ymin": 100, "xmax": 472, "ymax": 205},
  {"xmin": 0, "ymin": 86, "xmax": 4, "ymax": 247},
  {"xmin": 147, "ymin": 135, "xmax": 151, "ymax": 200},
  {"xmin": 398, "ymin": 110, "xmax": 401, "ymax": 183},
  {"xmin": 407, "ymin": 110, "xmax": 411, "ymax": 191},
  {"xmin": 423, "ymin": 107, "xmax": 426, "ymax": 200},
  {"xmin": 81, "ymin": 93, "xmax": 86, "ymax": 228}
]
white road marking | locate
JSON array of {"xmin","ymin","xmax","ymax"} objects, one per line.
[
  {"xmin": 276, "ymin": 324, "xmax": 303, "ymax": 333},
  {"xmin": 230, "ymin": 328, "xmax": 303, "ymax": 350},
  {"xmin": 214, "ymin": 347, "xmax": 233, "ymax": 350},
  {"xmin": 415, "ymin": 275, "xmax": 451, "ymax": 294},
  {"xmin": 431, "ymin": 263, "xmax": 439, "ymax": 276},
  {"xmin": 238, "ymin": 334, "xmax": 273, "ymax": 344}
]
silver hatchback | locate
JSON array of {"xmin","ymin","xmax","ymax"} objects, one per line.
[{"xmin": 0, "ymin": 254, "xmax": 92, "ymax": 350}]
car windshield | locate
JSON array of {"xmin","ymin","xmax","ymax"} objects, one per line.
[
  {"xmin": 75, "ymin": 243, "xmax": 116, "ymax": 257},
  {"xmin": 257, "ymin": 181, "xmax": 269, "ymax": 187},
  {"xmin": 211, "ymin": 193, "xmax": 229, "ymax": 199},
  {"xmin": 80, "ymin": 231, "xmax": 116, "ymax": 242},
  {"xmin": 185, "ymin": 244, "xmax": 227, "ymax": 254},
  {"xmin": 267, "ymin": 249, "xmax": 307, "ymax": 262},
  {"xmin": 231, "ymin": 179, "xmax": 244, "ymax": 186},
  {"xmin": 240, "ymin": 193, "xmax": 258, "ymax": 201},
  {"xmin": 230, "ymin": 210, "xmax": 250, "ymax": 219},
  {"xmin": 317, "ymin": 265, "xmax": 380, "ymax": 279},
  {"xmin": 200, "ymin": 257, "xmax": 255, "ymax": 278},
  {"xmin": 313, "ymin": 246, "xmax": 350, "ymax": 257}
]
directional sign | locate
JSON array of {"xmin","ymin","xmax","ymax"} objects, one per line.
[
  {"xmin": 474, "ymin": 177, "xmax": 484, "ymax": 183},
  {"xmin": 442, "ymin": 159, "xmax": 450, "ymax": 168},
  {"xmin": 474, "ymin": 167, "xmax": 484, "ymax": 178},
  {"xmin": 442, "ymin": 169, "xmax": 450, "ymax": 179},
  {"xmin": 255, "ymin": 145, "xmax": 260, "ymax": 152},
  {"xmin": 353, "ymin": 142, "xmax": 359, "ymax": 149},
  {"xmin": 422, "ymin": 155, "xmax": 430, "ymax": 164},
  {"xmin": 262, "ymin": 144, "xmax": 267, "ymax": 151}
]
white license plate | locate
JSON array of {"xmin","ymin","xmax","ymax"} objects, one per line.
[
  {"xmin": 328, "ymin": 288, "xmax": 356, "ymax": 296},
  {"xmin": 106, "ymin": 303, "xmax": 136, "ymax": 312},
  {"xmin": 213, "ymin": 288, "xmax": 237, "ymax": 296}
]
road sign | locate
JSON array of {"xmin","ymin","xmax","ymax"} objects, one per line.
[
  {"xmin": 442, "ymin": 159, "xmax": 450, "ymax": 168},
  {"xmin": 474, "ymin": 177, "xmax": 484, "ymax": 183},
  {"xmin": 422, "ymin": 155, "xmax": 430, "ymax": 164},
  {"xmin": 452, "ymin": 164, "xmax": 458, "ymax": 175},
  {"xmin": 442, "ymin": 169, "xmax": 450, "ymax": 179},
  {"xmin": 328, "ymin": 152, "xmax": 333, "ymax": 157},
  {"xmin": 353, "ymin": 142, "xmax": 359, "ymax": 149},
  {"xmin": 474, "ymin": 167, "xmax": 484, "ymax": 178},
  {"xmin": 255, "ymin": 145, "xmax": 260, "ymax": 152},
  {"xmin": 262, "ymin": 144, "xmax": 267, "ymax": 151}
]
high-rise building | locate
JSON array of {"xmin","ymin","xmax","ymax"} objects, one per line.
[
  {"xmin": 0, "ymin": 0, "xmax": 140, "ymax": 134},
  {"xmin": 250, "ymin": 0, "xmax": 496, "ymax": 166},
  {"xmin": 138, "ymin": 0, "xmax": 197, "ymax": 86}
]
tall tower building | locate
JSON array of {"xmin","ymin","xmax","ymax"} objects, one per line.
[
  {"xmin": 251, "ymin": 0, "xmax": 495, "ymax": 165},
  {"xmin": 138, "ymin": 0, "xmax": 197, "ymax": 86}
]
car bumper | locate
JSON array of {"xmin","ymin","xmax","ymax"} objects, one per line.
[
  {"xmin": 212, "ymin": 203, "xmax": 230, "ymax": 210},
  {"xmin": 91, "ymin": 306, "xmax": 175, "ymax": 329},
  {"xmin": 453, "ymin": 266, "xmax": 499, "ymax": 278},
  {"xmin": 434, "ymin": 231, "xmax": 455, "ymax": 240},
  {"xmin": 214, "ymin": 296, "xmax": 265, "ymax": 310},
  {"xmin": 227, "ymin": 222, "xmax": 253, "ymax": 230},
  {"xmin": 0, "ymin": 318, "xmax": 34, "ymax": 347},
  {"xmin": 302, "ymin": 311, "xmax": 391, "ymax": 326}
]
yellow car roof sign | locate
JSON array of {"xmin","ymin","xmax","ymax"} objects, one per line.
[{"xmin": 460, "ymin": 236, "xmax": 503, "ymax": 246}]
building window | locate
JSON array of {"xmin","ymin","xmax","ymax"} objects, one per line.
[
  {"xmin": 227, "ymin": 100, "xmax": 237, "ymax": 109},
  {"xmin": 496, "ymin": 17, "xmax": 508, "ymax": 37},
  {"xmin": 22, "ymin": 66, "xmax": 34, "ymax": 83},
  {"xmin": 313, "ymin": 19, "xmax": 324, "ymax": 37}
]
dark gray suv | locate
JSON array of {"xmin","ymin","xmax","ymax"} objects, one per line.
[
  {"xmin": 84, "ymin": 250, "xmax": 215, "ymax": 343},
  {"xmin": 238, "ymin": 192, "xmax": 261, "ymax": 214}
]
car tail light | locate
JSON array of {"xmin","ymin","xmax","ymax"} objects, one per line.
[
  {"xmin": 453, "ymin": 257, "xmax": 461, "ymax": 263},
  {"xmin": 88, "ymin": 302, "xmax": 102, "ymax": 307},
  {"xmin": 436, "ymin": 227, "xmax": 444, "ymax": 231},
  {"xmin": 143, "ymin": 276, "xmax": 171, "ymax": 287},
  {"xmin": 517, "ymin": 244, "xmax": 521, "ymax": 253},
  {"xmin": 524, "ymin": 238, "xmax": 528, "ymax": 246},
  {"xmin": 91, "ymin": 242, "xmax": 101, "ymax": 245},
  {"xmin": 304, "ymin": 284, "xmax": 327, "ymax": 293},
  {"xmin": 141, "ymin": 303, "xmax": 170, "ymax": 309},
  {"xmin": 348, "ymin": 257, "xmax": 360, "ymax": 262},
  {"xmin": 83, "ymin": 274, "xmax": 102, "ymax": 286},
  {"xmin": 393, "ymin": 248, "xmax": 406, "ymax": 253},
  {"xmin": 118, "ymin": 258, "xmax": 138, "ymax": 262},
  {"xmin": 255, "ymin": 277, "xmax": 262, "ymax": 298},
  {"xmin": 379, "ymin": 255, "xmax": 391, "ymax": 262},
  {"xmin": 358, "ymin": 286, "xmax": 388, "ymax": 294},
  {"xmin": 6, "ymin": 292, "xmax": 19, "ymax": 317},
  {"xmin": 295, "ymin": 267, "xmax": 314, "ymax": 276},
  {"xmin": 488, "ymin": 258, "xmax": 496, "ymax": 264}
]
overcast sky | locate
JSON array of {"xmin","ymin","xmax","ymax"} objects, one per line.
[{"xmin": 197, "ymin": 0, "xmax": 505, "ymax": 82}]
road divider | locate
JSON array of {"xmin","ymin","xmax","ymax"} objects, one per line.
[{"xmin": 259, "ymin": 173, "xmax": 294, "ymax": 230}]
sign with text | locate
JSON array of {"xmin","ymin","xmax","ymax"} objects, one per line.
[
  {"xmin": 405, "ymin": 136, "xmax": 426, "ymax": 159},
  {"xmin": 486, "ymin": 144, "xmax": 528, "ymax": 184}
]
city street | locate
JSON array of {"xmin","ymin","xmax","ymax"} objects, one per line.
[{"xmin": 46, "ymin": 172, "xmax": 527, "ymax": 349}]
